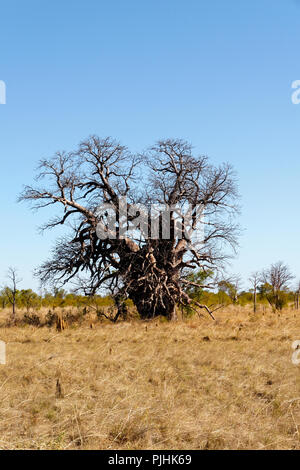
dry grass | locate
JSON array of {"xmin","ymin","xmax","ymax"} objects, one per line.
[{"xmin": 1, "ymin": 307, "xmax": 300, "ymax": 449}]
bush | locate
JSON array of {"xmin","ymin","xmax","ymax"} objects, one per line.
[
  {"xmin": 23, "ymin": 312, "xmax": 41, "ymax": 326},
  {"xmin": 45, "ymin": 310, "xmax": 56, "ymax": 327}
]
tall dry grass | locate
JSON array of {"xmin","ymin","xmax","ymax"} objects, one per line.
[{"xmin": 0, "ymin": 306, "xmax": 300, "ymax": 449}]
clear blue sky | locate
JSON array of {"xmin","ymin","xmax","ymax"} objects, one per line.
[{"xmin": 1, "ymin": 0, "xmax": 300, "ymax": 292}]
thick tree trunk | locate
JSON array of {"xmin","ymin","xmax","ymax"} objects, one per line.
[
  {"xmin": 124, "ymin": 246, "xmax": 180, "ymax": 320},
  {"xmin": 132, "ymin": 293, "xmax": 176, "ymax": 320}
]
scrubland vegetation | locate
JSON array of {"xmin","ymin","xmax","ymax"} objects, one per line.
[
  {"xmin": 0, "ymin": 304, "xmax": 300, "ymax": 450},
  {"xmin": 1, "ymin": 259, "xmax": 299, "ymax": 450},
  {"xmin": 1, "ymin": 137, "xmax": 297, "ymax": 450}
]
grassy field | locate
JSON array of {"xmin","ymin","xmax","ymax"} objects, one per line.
[{"xmin": 0, "ymin": 307, "xmax": 300, "ymax": 449}]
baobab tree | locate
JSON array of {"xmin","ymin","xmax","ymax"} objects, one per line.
[{"xmin": 20, "ymin": 136, "xmax": 239, "ymax": 320}]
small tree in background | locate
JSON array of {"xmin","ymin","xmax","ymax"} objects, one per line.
[
  {"xmin": 249, "ymin": 271, "xmax": 259, "ymax": 313},
  {"xmin": 218, "ymin": 275, "xmax": 242, "ymax": 304},
  {"xmin": 260, "ymin": 261, "xmax": 294, "ymax": 311},
  {"xmin": 19, "ymin": 289, "xmax": 40, "ymax": 313},
  {"xmin": 0, "ymin": 288, "xmax": 9, "ymax": 309},
  {"xmin": 5, "ymin": 267, "xmax": 22, "ymax": 322},
  {"xmin": 294, "ymin": 281, "xmax": 300, "ymax": 310}
]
